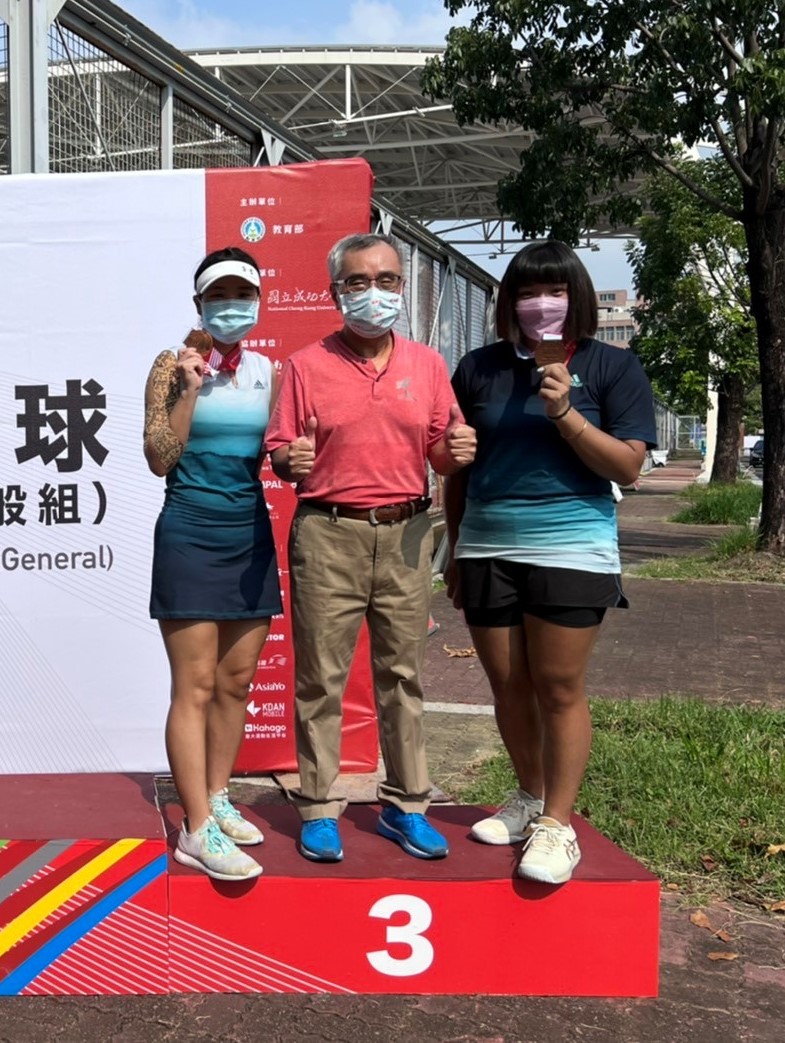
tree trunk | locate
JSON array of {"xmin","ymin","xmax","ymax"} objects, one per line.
[
  {"xmin": 743, "ymin": 186, "xmax": 785, "ymax": 553},
  {"xmin": 710, "ymin": 372, "xmax": 745, "ymax": 483}
]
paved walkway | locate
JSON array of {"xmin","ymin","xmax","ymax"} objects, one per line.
[
  {"xmin": 425, "ymin": 460, "xmax": 785, "ymax": 708},
  {"xmin": 2, "ymin": 460, "xmax": 783, "ymax": 1042}
]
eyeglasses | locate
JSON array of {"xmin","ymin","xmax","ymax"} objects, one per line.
[{"xmin": 335, "ymin": 273, "xmax": 403, "ymax": 294}]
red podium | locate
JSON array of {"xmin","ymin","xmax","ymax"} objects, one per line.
[
  {"xmin": 0, "ymin": 775, "xmax": 167, "ymax": 995},
  {"xmin": 0, "ymin": 776, "xmax": 659, "ymax": 997}
]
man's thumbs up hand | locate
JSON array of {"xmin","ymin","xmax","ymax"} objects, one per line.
[
  {"xmin": 445, "ymin": 404, "xmax": 476, "ymax": 467},
  {"xmin": 287, "ymin": 416, "xmax": 318, "ymax": 478}
]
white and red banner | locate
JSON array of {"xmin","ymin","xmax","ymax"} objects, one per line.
[{"xmin": 0, "ymin": 161, "xmax": 378, "ymax": 774}]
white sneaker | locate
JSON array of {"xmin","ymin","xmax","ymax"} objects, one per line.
[
  {"xmin": 517, "ymin": 816, "xmax": 581, "ymax": 884},
  {"xmin": 471, "ymin": 788, "xmax": 545, "ymax": 845},
  {"xmin": 174, "ymin": 816, "xmax": 263, "ymax": 881},
  {"xmin": 209, "ymin": 787, "xmax": 264, "ymax": 845}
]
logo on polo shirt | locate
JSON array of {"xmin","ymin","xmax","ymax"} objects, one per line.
[
  {"xmin": 396, "ymin": 377, "xmax": 414, "ymax": 400},
  {"xmin": 570, "ymin": 374, "xmax": 584, "ymax": 388}
]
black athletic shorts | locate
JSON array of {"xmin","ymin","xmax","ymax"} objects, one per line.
[{"xmin": 458, "ymin": 558, "xmax": 628, "ymax": 629}]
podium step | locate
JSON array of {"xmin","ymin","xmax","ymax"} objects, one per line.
[
  {"xmin": 0, "ymin": 774, "xmax": 167, "ymax": 995},
  {"xmin": 1, "ymin": 776, "xmax": 659, "ymax": 996},
  {"xmin": 164, "ymin": 801, "xmax": 658, "ymax": 996}
]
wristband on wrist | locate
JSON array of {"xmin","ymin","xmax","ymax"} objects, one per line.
[
  {"xmin": 562, "ymin": 417, "xmax": 589, "ymax": 441},
  {"xmin": 549, "ymin": 404, "xmax": 572, "ymax": 421}
]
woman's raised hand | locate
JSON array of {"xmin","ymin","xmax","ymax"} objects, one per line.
[
  {"xmin": 177, "ymin": 347, "xmax": 205, "ymax": 392},
  {"xmin": 538, "ymin": 362, "xmax": 572, "ymax": 419}
]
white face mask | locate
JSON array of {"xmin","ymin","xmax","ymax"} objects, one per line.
[{"xmin": 339, "ymin": 287, "xmax": 402, "ymax": 338}]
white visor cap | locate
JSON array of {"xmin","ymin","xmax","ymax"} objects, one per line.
[{"xmin": 195, "ymin": 259, "xmax": 261, "ymax": 295}]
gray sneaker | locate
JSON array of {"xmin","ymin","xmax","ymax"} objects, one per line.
[
  {"xmin": 209, "ymin": 787, "xmax": 264, "ymax": 845},
  {"xmin": 517, "ymin": 817, "xmax": 581, "ymax": 884},
  {"xmin": 470, "ymin": 788, "xmax": 545, "ymax": 845},
  {"xmin": 174, "ymin": 816, "xmax": 263, "ymax": 881}
]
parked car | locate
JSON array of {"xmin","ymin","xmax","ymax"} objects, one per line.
[{"xmin": 750, "ymin": 439, "xmax": 764, "ymax": 468}]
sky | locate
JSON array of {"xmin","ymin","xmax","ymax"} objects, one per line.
[{"xmin": 117, "ymin": 0, "xmax": 636, "ymax": 291}]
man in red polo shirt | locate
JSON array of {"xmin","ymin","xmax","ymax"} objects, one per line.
[{"xmin": 266, "ymin": 233, "xmax": 476, "ymax": 863}]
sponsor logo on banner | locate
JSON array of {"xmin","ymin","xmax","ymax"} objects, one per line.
[
  {"xmin": 245, "ymin": 697, "xmax": 287, "ymax": 740},
  {"xmin": 205, "ymin": 162, "xmax": 378, "ymax": 774},
  {"xmin": 244, "ymin": 722, "xmax": 287, "ymax": 739},
  {"xmin": 240, "ymin": 217, "xmax": 266, "ymax": 243},
  {"xmin": 266, "ymin": 286, "xmax": 334, "ymax": 315},
  {"xmin": 257, "ymin": 653, "xmax": 288, "ymax": 669},
  {"xmin": 250, "ymin": 681, "xmax": 285, "ymax": 694},
  {"xmin": 246, "ymin": 699, "xmax": 284, "ymax": 719}
]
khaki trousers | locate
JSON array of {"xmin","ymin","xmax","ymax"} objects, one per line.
[{"xmin": 288, "ymin": 503, "xmax": 434, "ymax": 820}]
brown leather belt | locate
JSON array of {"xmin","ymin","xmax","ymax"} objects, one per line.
[{"xmin": 305, "ymin": 497, "xmax": 432, "ymax": 525}]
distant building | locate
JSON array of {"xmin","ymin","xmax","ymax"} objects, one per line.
[{"xmin": 595, "ymin": 289, "xmax": 640, "ymax": 347}]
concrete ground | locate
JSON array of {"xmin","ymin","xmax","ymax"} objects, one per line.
[{"xmin": 2, "ymin": 460, "xmax": 784, "ymax": 1042}]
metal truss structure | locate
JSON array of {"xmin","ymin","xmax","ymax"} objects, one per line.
[
  {"xmin": 186, "ymin": 46, "xmax": 640, "ymax": 248},
  {"xmin": 187, "ymin": 46, "xmax": 520, "ymax": 227},
  {"xmin": 0, "ymin": 1, "xmax": 498, "ymax": 366}
]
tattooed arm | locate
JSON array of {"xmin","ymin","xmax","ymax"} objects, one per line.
[{"xmin": 143, "ymin": 350, "xmax": 199, "ymax": 476}]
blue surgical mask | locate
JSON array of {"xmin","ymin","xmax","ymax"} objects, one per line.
[
  {"xmin": 201, "ymin": 299, "xmax": 259, "ymax": 344},
  {"xmin": 339, "ymin": 287, "xmax": 402, "ymax": 339}
]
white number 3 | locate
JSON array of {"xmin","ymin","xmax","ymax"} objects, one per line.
[{"xmin": 366, "ymin": 894, "xmax": 434, "ymax": 977}]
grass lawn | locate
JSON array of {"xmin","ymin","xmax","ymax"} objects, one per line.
[
  {"xmin": 671, "ymin": 481, "xmax": 762, "ymax": 526},
  {"xmin": 458, "ymin": 697, "xmax": 785, "ymax": 907},
  {"xmin": 632, "ymin": 489, "xmax": 785, "ymax": 584},
  {"xmin": 633, "ymin": 530, "xmax": 785, "ymax": 584}
]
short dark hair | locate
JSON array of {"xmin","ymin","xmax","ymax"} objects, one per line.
[
  {"xmin": 193, "ymin": 246, "xmax": 260, "ymax": 292},
  {"xmin": 327, "ymin": 233, "xmax": 402, "ymax": 281},
  {"xmin": 496, "ymin": 240, "xmax": 597, "ymax": 343}
]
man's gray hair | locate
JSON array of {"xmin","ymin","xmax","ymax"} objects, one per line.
[{"xmin": 327, "ymin": 233, "xmax": 402, "ymax": 282}]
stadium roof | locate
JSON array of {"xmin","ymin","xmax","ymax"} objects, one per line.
[{"xmin": 186, "ymin": 45, "xmax": 534, "ymax": 241}]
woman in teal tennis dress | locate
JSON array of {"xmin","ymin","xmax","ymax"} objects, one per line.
[{"xmin": 144, "ymin": 246, "xmax": 281, "ymax": 882}]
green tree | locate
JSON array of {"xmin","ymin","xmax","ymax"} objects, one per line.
[
  {"xmin": 627, "ymin": 159, "xmax": 758, "ymax": 482},
  {"xmin": 423, "ymin": 1, "xmax": 785, "ymax": 550}
]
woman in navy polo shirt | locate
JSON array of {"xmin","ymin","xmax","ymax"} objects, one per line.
[{"xmin": 444, "ymin": 241, "xmax": 656, "ymax": 884}]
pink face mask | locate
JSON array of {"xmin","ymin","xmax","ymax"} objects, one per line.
[{"xmin": 515, "ymin": 295, "xmax": 569, "ymax": 341}]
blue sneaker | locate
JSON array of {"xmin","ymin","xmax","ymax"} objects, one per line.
[
  {"xmin": 376, "ymin": 807, "xmax": 448, "ymax": 859},
  {"xmin": 299, "ymin": 818, "xmax": 343, "ymax": 862}
]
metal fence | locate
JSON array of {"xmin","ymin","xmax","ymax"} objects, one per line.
[
  {"xmin": 172, "ymin": 94, "xmax": 251, "ymax": 169},
  {"xmin": 392, "ymin": 236, "xmax": 413, "ymax": 340},
  {"xmin": 654, "ymin": 399, "xmax": 679, "ymax": 453},
  {"xmin": 387, "ymin": 235, "xmax": 494, "ymax": 370},
  {"xmin": 417, "ymin": 254, "xmax": 440, "ymax": 348},
  {"xmin": 48, "ymin": 21, "xmax": 162, "ymax": 172},
  {"xmin": 677, "ymin": 415, "xmax": 705, "ymax": 451},
  {"xmin": 447, "ymin": 274, "xmax": 468, "ymax": 372},
  {"xmin": 0, "ymin": 18, "xmax": 8, "ymax": 176},
  {"xmin": 470, "ymin": 282, "xmax": 492, "ymax": 351}
]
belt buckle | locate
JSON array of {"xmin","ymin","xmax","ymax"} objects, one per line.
[{"xmin": 368, "ymin": 507, "xmax": 380, "ymax": 526}]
